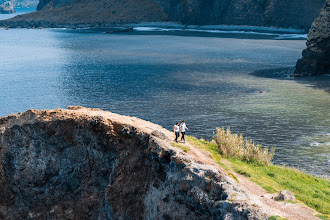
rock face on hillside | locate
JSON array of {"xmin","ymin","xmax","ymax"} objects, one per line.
[
  {"xmin": 0, "ymin": 1, "xmax": 15, "ymax": 14},
  {"xmin": 0, "ymin": 107, "xmax": 268, "ymax": 219},
  {"xmin": 0, "ymin": 0, "xmax": 325, "ymax": 28},
  {"xmin": 0, "ymin": 0, "xmax": 38, "ymax": 8},
  {"xmin": 293, "ymin": 0, "xmax": 330, "ymax": 76}
]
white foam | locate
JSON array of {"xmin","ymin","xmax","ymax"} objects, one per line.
[
  {"xmin": 275, "ymin": 34, "xmax": 308, "ymax": 39},
  {"xmin": 309, "ymin": 142, "xmax": 320, "ymax": 147},
  {"xmin": 133, "ymin": 25, "xmax": 307, "ymax": 39}
]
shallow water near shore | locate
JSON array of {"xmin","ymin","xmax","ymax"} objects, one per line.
[{"xmin": 0, "ymin": 27, "xmax": 329, "ymax": 176}]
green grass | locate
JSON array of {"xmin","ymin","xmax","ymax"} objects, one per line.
[
  {"xmin": 186, "ymin": 136, "xmax": 221, "ymax": 161},
  {"xmin": 317, "ymin": 214, "xmax": 330, "ymax": 220},
  {"xmin": 269, "ymin": 216, "xmax": 288, "ymax": 220},
  {"xmin": 229, "ymin": 158, "xmax": 330, "ymax": 214},
  {"xmin": 185, "ymin": 136, "xmax": 330, "ymax": 215},
  {"xmin": 228, "ymin": 172, "xmax": 239, "ymax": 183},
  {"xmin": 170, "ymin": 142, "xmax": 190, "ymax": 153},
  {"xmin": 186, "ymin": 136, "xmax": 230, "ymax": 171}
]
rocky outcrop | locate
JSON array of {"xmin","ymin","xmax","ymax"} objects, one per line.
[
  {"xmin": 0, "ymin": 107, "xmax": 268, "ymax": 219},
  {"xmin": 293, "ymin": 0, "xmax": 330, "ymax": 76},
  {"xmin": 276, "ymin": 190, "xmax": 296, "ymax": 201},
  {"xmin": 0, "ymin": 0, "xmax": 325, "ymax": 28},
  {"xmin": 0, "ymin": 0, "xmax": 38, "ymax": 8},
  {"xmin": 0, "ymin": 1, "xmax": 15, "ymax": 14}
]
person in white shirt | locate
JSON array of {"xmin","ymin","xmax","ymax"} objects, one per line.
[
  {"xmin": 173, "ymin": 122, "xmax": 180, "ymax": 142},
  {"xmin": 180, "ymin": 120, "xmax": 188, "ymax": 143}
]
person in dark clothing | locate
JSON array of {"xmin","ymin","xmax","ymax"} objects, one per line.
[{"xmin": 173, "ymin": 122, "xmax": 180, "ymax": 142}]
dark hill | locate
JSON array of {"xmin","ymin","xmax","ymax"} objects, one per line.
[{"xmin": 0, "ymin": 0, "xmax": 326, "ymax": 29}]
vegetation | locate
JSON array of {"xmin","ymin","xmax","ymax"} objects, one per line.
[
  {"xmin": 170, "ymin": 142, "xmax": 190, "ymax": 153},
  {"xmin": 213, "ymin": 127, "xmax": 274, "ymax": 165},
  {"xmin": 269, "ymin": 216, "xmax": 288, "ymax": 220},
  {"xmin": 229, "ymin": 158, "xmax": 330, "ymax": 214},
  {"xmin": 185, "ymin": 133, "xmax": 330, "ymax": 216},
  {"xmin": 186, "ymin": 136, "xmax": 229, "ymax": 170},
  {"xmin": 317, "ymin": 214, "xmax": 330, "ymax": 220}
]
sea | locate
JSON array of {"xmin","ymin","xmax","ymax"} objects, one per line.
[{"xmin": 1, "ymin": 8, "xmax": 329, "ymax": 176}]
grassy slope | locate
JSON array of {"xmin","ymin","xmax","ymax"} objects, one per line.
[{"xmin": 183, "ymin": 136, "xmax": 330, "ymax": 217}]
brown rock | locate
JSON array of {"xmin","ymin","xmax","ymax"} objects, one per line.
[
  {"xmin": 276, "ymin": 190, "xmax": 296, "ymax": 201},
  {"xmin": 293, "ymin": 0, "xmax": 330, "ymax": 76},
  {"xmin": 0, "ymin": 107, "xmax": 268, "ymax": 219}
]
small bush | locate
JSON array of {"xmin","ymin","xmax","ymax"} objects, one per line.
[{"xmin": 213, "ymin": 128, "xmax": 274, "ymax": 165}]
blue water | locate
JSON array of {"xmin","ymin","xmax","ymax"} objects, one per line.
[{"xmin": 1, "ymin": 23, "xmax": 329, "ymax": 176}]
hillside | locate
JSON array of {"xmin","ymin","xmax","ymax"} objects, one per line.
[
  {"xmin": 0, "ymin": 0, "xmax": 325, "ymax": 28},
  {"xmin": 0, "ymin": 106, "xmax": 327, "ymax": 219}
]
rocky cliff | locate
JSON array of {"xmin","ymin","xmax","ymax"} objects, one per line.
[
  {"xmin": 0, "ymin": 0, "xmax": 325, "ymax": 28},
  {"xmin": 293, "ymin": 0, "xmax": 330, "ymax": 76},
  {"xmin": 0, "ymin": 106, "xmax": 269, "ymax": 219},
  {"xmin": 0, "ymin": 0, "xmax": 38, "ymax": 8},
  {"xmin": 0, "ymin": 1, "xmax": 15, "ymax": 14}
]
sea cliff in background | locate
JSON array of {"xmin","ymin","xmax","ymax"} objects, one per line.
[
  {"xmin": 0, "ymin": 0, "xmax": 38, "ymax": 8},
  {"xmin": 0, "ymin": 1, "xmax": 15, "ymax": 14},
  {"xmin": 293, "ymin": 0, "xmax": 330, "ymax": 76},
  {"xmin": 0, "ymin": 0, "xmax": 325, "ymax": 29}
]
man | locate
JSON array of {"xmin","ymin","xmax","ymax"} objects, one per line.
[{"xmin": 180, "ymin": 120, "xmax": 188, "ymax": 143}]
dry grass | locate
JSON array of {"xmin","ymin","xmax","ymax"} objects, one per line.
[{"xmin": 213, "ymin": 128, "xmax": 274, "ymax": 165}]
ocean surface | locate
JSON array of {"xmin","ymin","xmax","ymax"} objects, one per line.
[{"xmin": 1, "ymin": 11, "xmax": 329, "ymax": 176}]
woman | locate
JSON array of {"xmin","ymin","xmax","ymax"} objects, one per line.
[{"xmin": 173, "ymin": 122, "xmax": 180, "ymax": 142}]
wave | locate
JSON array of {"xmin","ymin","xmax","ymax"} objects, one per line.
[{"xmin": 133, "ymin": 25, "xmax": 307, "ymax": 40}]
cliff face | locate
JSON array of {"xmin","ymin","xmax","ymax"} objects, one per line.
[
  {"xmin": 0, "ymin": 0, "xmax": 38, "ymax": 8},
  {"xmin": 0, "ymin": 107, "xmax": 267, "ymax": 219},
  {"xmin": 1, "ymin": 0, "xmax": 168, "ymax": 27},
  {"xmin": 0, "ymin": 1, "xmax": 15, "ymax": 14},
  {"xmin": 149, "ymin": 0, "xmax": 325, "ymax": 28},
  {"xmin": 0, "ymin": 0, "xmax": 325, "ymax": 28},
  {"xmin": 293, "ymin": 0, "xmax": 330, "ymax": 76},
  {"xmin": 37, "ymin": 0, "xmax": 73, "ymax": 10}
]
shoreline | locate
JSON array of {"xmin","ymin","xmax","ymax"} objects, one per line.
[{"xmin": 0, "ymin": 22, "xmax": 309, "ymax": 40}]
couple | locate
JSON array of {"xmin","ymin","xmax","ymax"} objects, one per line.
[{"xmin": 173, "ymin": 120, "xmax": 188, "ymax": 143}]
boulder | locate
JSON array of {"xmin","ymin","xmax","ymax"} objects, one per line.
[{"xmin": 276, "ymin": 190, "xmax": 296, "ymax": 201}]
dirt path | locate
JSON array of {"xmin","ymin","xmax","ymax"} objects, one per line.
[
  {"xmin": 71, "ymin": 107, "xmax": 320, "ymax": 220},
  {"xmin": 173, "ymin": 138, "xmax": 319, "ymax": 220}
]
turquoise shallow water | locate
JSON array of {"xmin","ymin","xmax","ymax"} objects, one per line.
[{"xmin": 0, "ymin": 27, "xmax": 329, "ymax": 176}]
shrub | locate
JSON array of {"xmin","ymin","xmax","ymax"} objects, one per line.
[{"xmin": 213, "ymin": 127, "xmax": 274, "ymax": 165}]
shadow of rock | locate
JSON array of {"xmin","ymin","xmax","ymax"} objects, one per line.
[{"xmin": 250, "ymin": 67, "xmax": 330, "ymax": 93}]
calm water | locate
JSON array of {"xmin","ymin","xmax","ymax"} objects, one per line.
[{"xmin": 1, "ymin": 26, "xmax": 329, "ymax": 176}]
